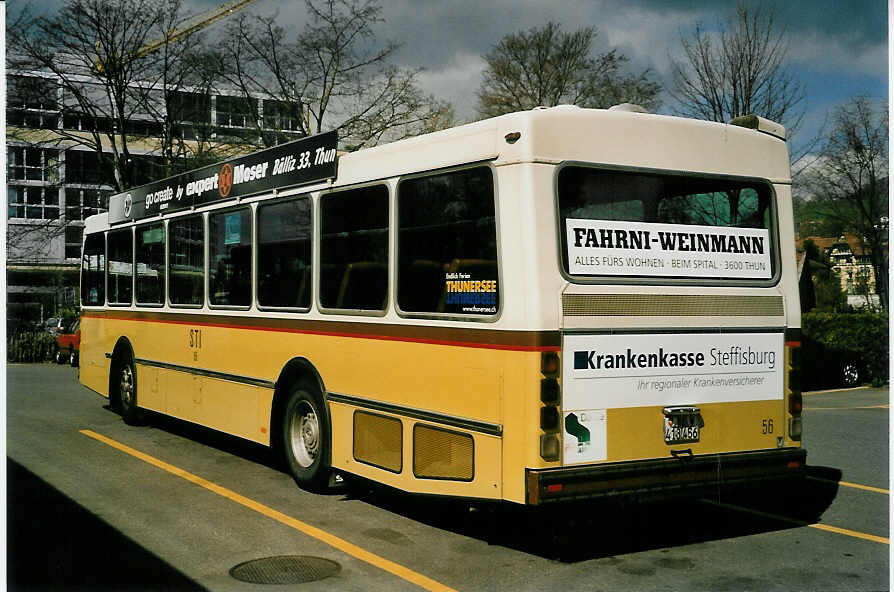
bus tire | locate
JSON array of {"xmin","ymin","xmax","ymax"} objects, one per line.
[
  {"xmin": 282, "ymin": 381, "xmax": 330, "ymax": 491},
  {"xmin": 117, "ymin": 355, "xmax": 142, "ymax": 425}
]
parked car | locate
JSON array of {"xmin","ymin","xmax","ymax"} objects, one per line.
[
  {"xmin": 55, "ymin": 318, "xmax": 80, "ymax": 367},
  {"xmin": 801, "ymin": 339, "xmax": 865, "ymax": 390}
]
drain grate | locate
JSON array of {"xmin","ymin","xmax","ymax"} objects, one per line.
[{"xmin": 229, "ymin": 555, "xmax": 340, "ymax": 585}]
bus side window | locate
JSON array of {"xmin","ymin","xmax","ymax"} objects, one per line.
[
  {"xmin": 169, "ymin": 215, "xmax": 205, "ymax": 306},
  {"xmin": 397, "ymin": 166, "xmax": 499, "ymax": 316},
  {"xmin": 107, "ymin": 228, "xmax": 133, "ymax": 305},
  {"xmin": 81, "ymin": 233, "xmax": 105, "ymax": 305},
  {"xmin": 210, "ymin": 208, "xmax": 252, "ymax": 307},
  {"xmin": 136, "ymin": 223, "xmax": 165, "ymax": 305},
  {"xmin": 319, "ymin": 185, "xmax": 389, "ymax": 312},
  {"xmin": 257, "ymin": 197, "xmax": 312, "ymax": 309}
]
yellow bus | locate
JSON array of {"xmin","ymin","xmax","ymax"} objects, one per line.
[{"xmin": 79, "ymin": 106, "xmax": 805, "ymax": 504}]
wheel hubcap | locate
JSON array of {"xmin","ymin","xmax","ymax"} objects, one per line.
[
  {"xmin": 290, "ymin": 400, "xmax": 319, "ymax": 468},
  {"xmin": 120, "ymin": 365, "xmax": 134, "ymax": 407}
]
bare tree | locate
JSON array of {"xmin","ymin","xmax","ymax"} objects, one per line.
[
  {"xmin": 10, "ymin": 0, "xmax": 172, "ymax": 191},
  {"xmin": 670, "ymin": 2, "xmax": 805, "ymax": 133},
  {"xmin": 476, "ymin": 22, "xmax": 661, "ymax": 118},
  {"xmin": 801, "ymin": 97, "xmax": 888, "ymax": 310},
  {"xmin": 216, "ymin": 0, "xmax": 453, "ymax": 150},
  {"xmin": 7, "ymin": 0, "xmax": 232, "ymax": 259}
]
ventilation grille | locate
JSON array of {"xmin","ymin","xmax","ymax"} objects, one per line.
[
  {"xmin": 413, "ymin": 424, "xmax": 474, "ymax": 481},
  {"xmin": 353, "ymin": 411, "xmax": 402, "ymax": 472},
  {"xmin": 562, "ymin": 294, "xmax": 784, "ymax": 317}
]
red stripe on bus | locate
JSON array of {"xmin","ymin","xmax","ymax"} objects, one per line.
[{"xmin": 80, "ymin": 311, "xmax": 561, "ymax": 352}]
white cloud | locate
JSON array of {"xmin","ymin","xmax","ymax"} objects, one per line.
[
  {"xmin": 787, "ymin": 33, "xmax": 887, "ymax": 78},
  {"xmin": 415, "ymin": 52, "xmax": 487, "ymax": 122}
]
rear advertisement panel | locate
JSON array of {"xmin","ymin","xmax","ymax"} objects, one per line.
[
  {"xmin": 565, "ymin": 219, "xmax": 772, "ymax": 279},
  {"xmin": 561, "ymin": 332, "xmax": 783, "ymax": 463}
]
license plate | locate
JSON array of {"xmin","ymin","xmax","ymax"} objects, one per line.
[
  {"xmin": 664, "ymin": 422, "xmax": 700, "ymax": 444},
  {"xmin": 663, "ymin": 406, "xmax": 703, "ymax": 444}
]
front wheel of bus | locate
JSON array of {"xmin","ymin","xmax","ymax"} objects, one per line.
[
  {"xmin": 282, "ymin": 383, "xmax": 330, "ymax": 491},
  {"xmin": 118, "ymin": 357, "xmax": 142, "ymax": 425}
]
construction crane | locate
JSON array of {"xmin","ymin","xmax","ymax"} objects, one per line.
[
  {"xmin": 136, "ymin": 0, "xmax": 259, "ymax": 60},
  {"xmin": 95, "ymin": 0, "xmax": 258, "ymax": 73}
]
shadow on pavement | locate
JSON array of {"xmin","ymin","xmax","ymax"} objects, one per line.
[
  {"xmin": 344, "ymin": 465, "xmax": 842, "ymax": 563},
  {"xmin": 101, "ymin": 408, "xmax": 843, "ymax": 564},
  {"xmin": 7, "ymin": 458, "xmax": 204, "ymax": 591}
]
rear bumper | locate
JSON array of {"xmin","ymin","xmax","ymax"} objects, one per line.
[{"xmin": 526, "ymin": 447, "xmax": 806, "ymax": 505}]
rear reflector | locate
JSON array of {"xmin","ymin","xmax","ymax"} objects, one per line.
[{"xmin": 540, "ymin": 434, "xmax": 560, "ymax": 461}]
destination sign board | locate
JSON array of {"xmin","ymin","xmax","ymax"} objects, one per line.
[{"xmin": 108, "ymin": 130, "xmax": 338, "ymax": 223}]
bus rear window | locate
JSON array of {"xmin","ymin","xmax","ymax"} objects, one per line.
[{"xmin": 558, "ymin": 166, "xmax": 775, "ymax": 281}]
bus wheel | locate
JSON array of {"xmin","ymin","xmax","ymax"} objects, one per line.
[
  {"xmin": 69, "ymin": 349, "xmax": 79, "ymax": 368},
  {"xmin": 118, "ymin": 357, "xmax": 142, "ymax": 425},
  {"xmin": 282, "ymin": 383, "xmax": 330, "ymax": 490}
]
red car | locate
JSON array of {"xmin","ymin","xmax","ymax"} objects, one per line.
[{"xmin": 55, "ymin": 318, "xmax": 80, "ymax": 367}]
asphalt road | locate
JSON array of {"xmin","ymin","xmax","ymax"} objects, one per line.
[{"xmin": 6, "ymin": 364, "xmax": 890, "ymax": 591}]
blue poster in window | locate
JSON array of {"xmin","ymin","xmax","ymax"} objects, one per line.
[{"xmin": 225, "ymin": 213, "xmax": 241, "ymax": 245}]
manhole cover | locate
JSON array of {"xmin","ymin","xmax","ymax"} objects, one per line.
[{"xmin": 229, "ymin": 555, "xmax": 341, "ymax": 584}]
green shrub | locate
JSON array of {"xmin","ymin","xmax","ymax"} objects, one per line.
[
  {"xmin": 802, "ymin": 312, "xmax": 888, "ymax": 388},
  {"xmin": 7, "ymin": 331, "xmax": 57, "ymax": 363}
]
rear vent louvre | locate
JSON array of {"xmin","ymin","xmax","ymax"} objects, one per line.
[
  {"xmin": 562, "ymin": 294, "xmax": 784, "ymax": 317},
  {"xmin": 413, "ymin": 424, "xmax": 474, "ymax": 481}
]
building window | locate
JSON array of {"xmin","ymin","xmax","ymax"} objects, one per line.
[
  {"xmin": 263, "ymin": 99, "xmax": 302, "ymax": 133},
  {"xmin": 65, "ymin": 150, "xmax": 112, "ymax": 185},
  {"xmin": 7, "ymin": 185, "xmax": 61, "ymax": 220},
  {"xmin": 216, "ymin": 95, "xmax": 258, "ymax": 129},
  {"xmin": 65, "ymin": 226, "xmax": 84, "ymax": 260},
  {"xmin": 65, "ymin": 188, "xmax": 110, "ymax": 220},
  {"xmin": 7, "ymin": 75, "xmax": 59, "ymax": 129},
  {"xmin": 7, "ymin": 147, "xmax": 59, "ymax": 182}
]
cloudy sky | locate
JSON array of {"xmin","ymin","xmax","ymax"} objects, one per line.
[{"xmin": 14, "ymin": 0, "xmax": 889, "ymax": 156}]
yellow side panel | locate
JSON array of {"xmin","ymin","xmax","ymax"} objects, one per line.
[
  {"xmin": 136, "ymin": 365, "xmax": 164, "ymax": 412},
  {"xmin": 79, "ymin": 316, "xmax": 111, "ymax": 396}
]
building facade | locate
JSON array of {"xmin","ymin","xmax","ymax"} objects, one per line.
[
  {"xmin": 798, "ymin": 234, "xmax": 879, "ymax": 309},
  {"xmin": 6, "ymin": 69, "xmax": 302, "ymax": 327}
]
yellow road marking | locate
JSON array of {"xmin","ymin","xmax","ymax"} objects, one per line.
[
  {"xmin": 807, "ymin": 477, "xmax": 890, "ymax": 495},
  {"xmin": 839, "ymin": 480, "xmax": 889, "ymax": 494},
  {"xmin": 806, "ymin": 404, "xmax": 889, "ymax": 410},
  {"xmin": 701, "ymin": 499, "xmax": 889, "ymax": 545},
  {"xmin": 810, "ymin": 523, "xmax": 889, "ymax": 544},
  {"xmin": 80, "ymin": 429, "xmax": 457, "ymax": 592}
]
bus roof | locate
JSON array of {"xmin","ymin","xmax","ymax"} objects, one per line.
[{"xmin": 91, "ymin": 105, "xmax": 790, "ymax": 229}]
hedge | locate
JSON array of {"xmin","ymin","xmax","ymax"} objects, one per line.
[
  {"xmin": 8, "ymin": 331, "xmax": 58, "ymax": 363},
  {"xmin": 801, "ymin": 312, "xmax": 889, "ymax": 388}
]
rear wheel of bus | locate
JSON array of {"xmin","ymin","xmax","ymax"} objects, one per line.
[{"xmin": 282, "ymin": 381, "xmax": 330, "ymax": 491}]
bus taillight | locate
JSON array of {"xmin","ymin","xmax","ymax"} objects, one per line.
[
  {"xmin": 786, "ymin": 334, "xmax": 802, "ymax": 441},
  {"xmin": 540, "ymin": 351, "xmax": 561, "ymax": 461}
]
